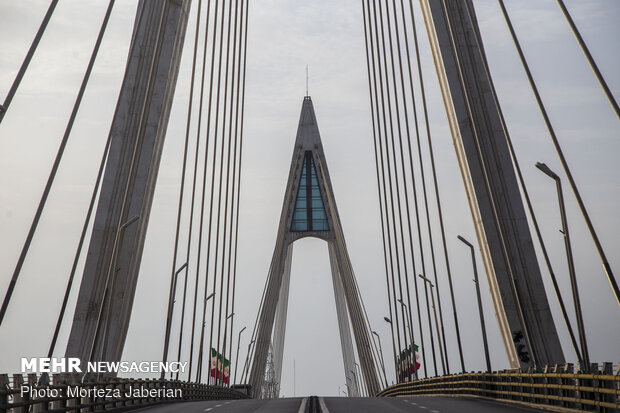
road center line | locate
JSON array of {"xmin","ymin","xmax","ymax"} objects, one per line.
[
  {"xmin": 319, "ymin": 397, "xmax": 330, "ymax": 413},
  {"xmin": 297, "ymin": 397, "xmax": 308, "ymax": 413}
]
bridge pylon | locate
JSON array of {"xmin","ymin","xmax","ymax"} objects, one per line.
[
  {"xmin": 419, "ymin": 0, "xmax": 565, "ymax": 368},
  {"xmin": 248, "ymin": 96, "xmax": 381, "ymax": 398},
  {"xmin": 64, "ymin": 0, "xmax": 190, "ymax": 368}
]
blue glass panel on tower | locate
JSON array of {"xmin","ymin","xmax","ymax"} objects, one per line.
[{"xmin": 290, "ymin": 151, "xmax": 329, "ymax": 232}]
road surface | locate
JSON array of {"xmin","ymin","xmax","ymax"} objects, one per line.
[{"xmin": 133, "ymin": 396, "xmax": 549, "ymax": 412}]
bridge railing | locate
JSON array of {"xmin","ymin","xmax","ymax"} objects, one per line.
[
  {"xmin": 0, "ymin": 373, "xmax": 249, "ymax": 413},
  {"xmin": 377, "ymin": 362, "xmax": 619, "ymax": 412}
]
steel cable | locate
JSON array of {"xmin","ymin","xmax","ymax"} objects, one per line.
[
  {"xmin": 0, "ymin": 0, "xmax": 115, "ymax": 326},
  {"xmin": 161, "ymin": 0, "xmax": 204, "ymax": 377},
  {"xmin": 498, "ymin": 0, "xmax": 619, "ymax": 307},
  {"xmin": 0, "ymin": 1, "xmax": 58, "ymax": 124}
]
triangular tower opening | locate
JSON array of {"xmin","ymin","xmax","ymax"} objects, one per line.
[{"xmin": 291, "ymin": 151, "xmax": 329, "ymax": 232}]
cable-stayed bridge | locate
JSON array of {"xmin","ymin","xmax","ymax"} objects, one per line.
[{"xmin": 0, "ymin": 1, "xmax": 618, "ymax": 412}]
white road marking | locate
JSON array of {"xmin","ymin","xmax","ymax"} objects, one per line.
[
  {"xmin": 431, "ymin": 410, "xmax": 440, "ymax": 413},
  {"xmin": 419, "ymin": 406, "xmax": 428, "ymax": 410},
  {"xmin": 297, "ymin": 397, "xmax": 308, "ymax": 413},
  {"xmin": 215, "ymin": 404, "xmax": 222, "ymax": 408},
  {"xmin": 410, "ymin": 401, "xmax": 418, "ymax": 406},
  {"xmin": 319, "ymin": 397, "xmax": 330, "ymax": 413},
  {"xmin": 204, "ymin": 409, "xmax": 212, "ymax": 412}
]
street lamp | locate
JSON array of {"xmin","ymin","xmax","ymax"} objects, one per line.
[
  {"xmin": 384, "ymin": 316, "xmax": 399, "ymax": 383},
  {"xmin": 354, "ymin": 362, "xmax": 365, "ymax": 397},
  {"xmin": 457, "ymin": 235, "xmax": 491, "ymax": 373},
  {"xmin": 120, "ymin": 214, "xmax": 140, "ymax": 229},
  {"xmin": 241, "ymin": 339, "xmax": 255, "ymax": 384},
  {"xmin": 536, "ymin": 162, "xmax": 590, "ymax": 370},
  {"xmin": 417, "ymin": 275, "xmax": 446, "ymax": 375},
  {"xmin": 372, "ymin": 331, "xmax": 388, "ymax": 387},
  {"xmin": 397, "ymin": 298, "xmax": 418, "ymax": 380},
  {"xmin": 233, "ymin": 326, "xmax": 246, "ymax": 384},
  {"xmin": 194, "ymin": 292, "xmax": 217, "ymax": 383},
  {"xmin": 350, "ymin": 369, "xmax": 358, "ymax": 397},
  {"xmin": 161, "ymin": 261, "xmax": 188, "ymax": 380}
]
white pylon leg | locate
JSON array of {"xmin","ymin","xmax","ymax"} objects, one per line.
[
  {"xmin": 272, "ymin": 243, "xmax": 293, "ymax": 395},
  {"xmin": 329, "ymin": 243, "xmax": 359, "ymax": 397}
]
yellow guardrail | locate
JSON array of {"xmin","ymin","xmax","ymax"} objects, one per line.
[{"xmin": 377, "ymin": 364, "xmax": 619, "ymax": 412}]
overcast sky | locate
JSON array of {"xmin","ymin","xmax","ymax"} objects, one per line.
[{"xmin": 0, "ymin": 0, "xmax": 619, "ymax": 397}]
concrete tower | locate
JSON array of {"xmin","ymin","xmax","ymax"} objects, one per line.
[
  {"xmin": 248, "ymin": 97, "xmax": 381, "ymax": 397},
  {"xmin": 65, "ymin": 0, "xmax": 190, "ymax": 367},
  {"xmin": 419, "ymin": 0, "xmax": 564, "ymax": 368}
]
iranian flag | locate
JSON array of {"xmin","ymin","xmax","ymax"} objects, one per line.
[
  {"xmin": 211, "ymin": 348, "xmax": 222, "ymax": 379},
  {"xmin": 397, "ymin": 344, "xmax": 421, "ymax": 381},
  {"xmin": 211, "ymin": 348, "xmax": 231, "ymax": 383},
  {"xmin": 223, "ymin": 359, "xmax": 230, "ymax": 384},
  {"xmin": 412, "ymin": 344, "xmax": 421, "ymax": 371}
]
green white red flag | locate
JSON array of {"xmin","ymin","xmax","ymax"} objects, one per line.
[
  {"xmin": 210, "ymin": 348, "xmax": 230, "ymax": 384},
  {"xmin": 397, "ymin": 344, "xmax": 420, "ymax": 382}
]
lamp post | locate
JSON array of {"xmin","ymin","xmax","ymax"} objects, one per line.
[
  {"xmin": 384, "ymin": 316, "xmax": 399, "ymax": 383},
  {"xmin": 535, "ymin": 162, "xmax": 590, "ymax": 370},
  {"xmin": 372, "ymin": 330, "xmax": 388, "ymax": 387},
  {"xmin": 222, "ymin": 310, "xmax": 235, "ymax": 385},
  {"xmin": 354, "ymin": 362, "xmax": 365, "ymax": 397},
  {"xmin": 241, "ymin": 339, "xmax": 255, "ymax": 384},
  {"xmin": 194, "ymin": 292, "xmax": 216, "ymax": 382},
  {"xmin": 417, "ymin": 275, "xmax": 446, "ymax": 375},
  {"xmin": 233, "ymin": 326, "xmax": 246, "ymax": 384},
  {"xmin": 397, "ymin": 299, "xmax": 418, "ymax": 380},
  {"xmin": 350, "ymin": 369, "xmax": 359, "ymax": 397},
  {"xmin": 162, "ymin": 262, "xmax": 187, "ymax": 380},
  {"xmin": 457, "ymin": 235, "xmax": 491, "ymax": 373}
]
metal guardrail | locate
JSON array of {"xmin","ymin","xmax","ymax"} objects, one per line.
[
  {"xmin": 0, "ymin": 373, "xmax": 249, "ymax": 413},
  {"xmin": 377, "ymin": 362, "xmax": 619, "ymax": 412}
]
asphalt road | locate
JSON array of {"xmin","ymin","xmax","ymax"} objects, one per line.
[
  {"xmin": 324, "ymin": 396, "xmax": 546, "ymax": 412},
  {"xmin": 134, "ymin": 396, "xmax": 548, "ymax": 412}
]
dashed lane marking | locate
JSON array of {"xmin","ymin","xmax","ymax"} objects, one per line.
[
  {"xmin": 297, "ymin": 397, "xmax": 308, "ymax": 413},
  {"xmin": 319, "ymin": 397, "xmax": 330, "ymax": 413}
]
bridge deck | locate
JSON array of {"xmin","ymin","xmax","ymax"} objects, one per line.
[{"xmin": 134, "ymin": 396, "xmax": 550, "ymax": 413}]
